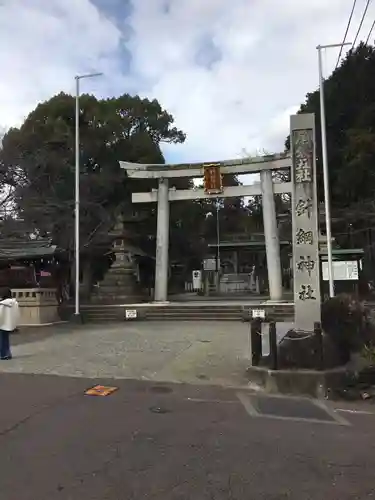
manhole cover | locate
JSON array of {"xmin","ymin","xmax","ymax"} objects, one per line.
[
  {"xmin": 133, "ymin": 385, "xmax": 148, "ymax": 393},
  {"xmin": 149, "ymin": 406, "xmax": 171, "ymax": 414},
  {"xmin": 149, "ymin": 386, "xmax": 173, "ymax": 394},
  {"xmin": 252, "ymin": 396, "xmax": 335, "ymax": 422}
]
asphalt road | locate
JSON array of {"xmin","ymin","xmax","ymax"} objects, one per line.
[{"xmin": 1, "ymin": 373, "xmax": 375, "ymax": 500}]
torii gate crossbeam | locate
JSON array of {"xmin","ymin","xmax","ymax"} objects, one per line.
[{"xmin": 120, "ymin": 154, "xmax": 289, "ymax": 304}]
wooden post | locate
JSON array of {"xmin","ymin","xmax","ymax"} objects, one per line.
[
  {"xmin": 269, "ymin": 321, "xmax": 278, "ymax": 370},
  {"xmin": 251, "ymin": 318, "xmax": 262, "ymax": 366},
  {"xmin": 314, "ymin": 321, "xmax": 324, "ymax": 370}
]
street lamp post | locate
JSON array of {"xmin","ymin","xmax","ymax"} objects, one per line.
[
  {"xmin": 74, "ymin": 72, "xmax": 103, "ymax": 320},
  {"xmin": 216, "ymin": 199, "xmax": 220, "ymax": 270},
  {"xmin": 215, "ymin": 199, "xmax": 221, "ymax": 291},
  {"xmin": 316, "ymin": 42, "xmax": 351, "ymax": 298}
]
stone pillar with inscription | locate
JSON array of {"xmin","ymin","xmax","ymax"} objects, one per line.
[{"xmin": 291, "ymin": 114, "xmax": 321, "ymax": 331}]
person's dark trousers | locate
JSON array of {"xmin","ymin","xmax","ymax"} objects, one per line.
[{"xmin": 0, "ymin": 329, "xmax": 12, "ymax": 359}]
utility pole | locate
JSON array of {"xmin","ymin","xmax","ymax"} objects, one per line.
[
  {"xmin": 216, "ymin": 199, "xmax": 220, "ymax": 291},
  {"xmin": 74, "ymin": 72, "xmax": 103, "ymax": 320},
  {"xmin": 317, "ymin": 42, "xmax": 351, "ymax": 297}
]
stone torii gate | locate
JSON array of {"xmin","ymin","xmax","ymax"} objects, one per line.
[{"xmin": 120, "ymin": 114, "xmax": 321, "ymax": 332}]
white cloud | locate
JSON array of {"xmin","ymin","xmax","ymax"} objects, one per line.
[
  {"xmin": 0, "ymin": 0, "xmax": 374, "ymax": 164},
  {"xmin": 0, "ymin": 0, "xmax": 126, "ymax": 126},
  {"xmin": 128, "ymin": 0, "xmax": 375, "ymax": 161}
]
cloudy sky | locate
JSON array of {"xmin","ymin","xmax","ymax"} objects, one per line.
[{"xmin": 0, "ymin": 0, "xmax": 374, "ymax": 164}]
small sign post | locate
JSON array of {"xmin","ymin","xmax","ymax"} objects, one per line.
[
  {"xmin": 192, "ymin": 270, "xmax": 202, "ymax": 290},
  {"xmin": 252, "ymin": 309, "xmax": 266, "ymax": 319},
  {"xmin": 203, "ymin": 258, "xmax": 218, "ymax": 271},
  {"xmin": 125, "ymin": 309, "xmax": 137, "ymax": 320}
]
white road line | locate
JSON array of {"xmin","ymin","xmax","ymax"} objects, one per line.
[
  {"xmin": 236, "ymin": 393, "xmax": 351, "ymax": 425},
  {"xmin": 335, "ymin": 408, "xmax": 374, "ymax": 415},
  {"xmin": 313, "ymin": 399, "xmax": 351, "ymax": 426},
  {"xmin": 236, "ymin": 392, "xmax": 259, "ymax": 416},
  {"xmin": 184, "ymin": 397, "xmax": 238, "ymax": 404}
]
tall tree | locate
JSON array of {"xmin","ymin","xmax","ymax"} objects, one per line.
[
  {"xmin": 284, "ymin": 43, "xmax": 375, "ymax": 257},
  {"xmin": 0, "ymin": 92, "xmax": 187, "ymax": 289},
  {"xmin": 286, "ymin": 43, "xmax": 375, "ymax": 208}
]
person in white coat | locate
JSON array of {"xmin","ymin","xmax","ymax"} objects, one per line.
[{"xmin": 0, "ymin": 288, "xmax": 20, "ymax": 360}]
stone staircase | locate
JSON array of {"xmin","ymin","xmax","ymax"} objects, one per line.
[
  {"xmin": 62, "ymin": 303, "xmax": 294, "ymax": 323},
  {"xmin": 143, "ymin": 305, "xmax": 243, "ymax": 321}
]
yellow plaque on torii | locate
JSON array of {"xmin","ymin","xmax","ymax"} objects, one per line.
[{"xmin": 203, "ymin": 164, "xmax": 223, "ymax": 194}]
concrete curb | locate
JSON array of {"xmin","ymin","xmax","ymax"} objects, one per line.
[{"xmin": 246, "ymin": 364, "xmax": 352, "ymax": 399}]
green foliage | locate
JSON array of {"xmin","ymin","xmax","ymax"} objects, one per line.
[
  {"xmin": 361, "ymin": 343, "xmax": 375, "ymax": 364},
  {"xmin": 321, "ymin": 294, "xmax": 373, "ymax": 363},
  {"xmin": 286, "ymin": 43, "xmax": 375, "ymax": 209},
  {"xmin": 277, "ymin": 329, "xmax": 342, "ymax": 370},
  {"xmin": 169, "ymin": 200, "xmax": 208, "ymax": 264},
  {"xmin": 283, "ymin": 43, "xmax": 375, "ymax": 261}
]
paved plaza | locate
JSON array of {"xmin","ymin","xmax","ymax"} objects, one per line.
[{"xmin": 0, "ymin": 321, "xmax": 252, "ymax": 387}]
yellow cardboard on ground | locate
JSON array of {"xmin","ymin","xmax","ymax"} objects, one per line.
[{"xmin": 85, "ymin": 385, "xmax": 118, "ymax": 396}]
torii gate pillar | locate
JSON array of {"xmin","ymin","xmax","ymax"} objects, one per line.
[
  {"xmin": 261, "ymin": 170, "xmax": 283, "ymax": 301},
  {"xmin": 154, "ymin": 178, "xmax": 169, "ymax": 302}
]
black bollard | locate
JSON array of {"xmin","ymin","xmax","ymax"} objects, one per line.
[
  {"xmin": 314, "ymin": 321, "xmax": 324, "ymax": 371},
  {"xmin": 251, "ymin": 318, "xmax": 262, "ymax": 366},
  {"xmin": 269, "ymin": 321, "xmax": 278, "ymax": 370}
]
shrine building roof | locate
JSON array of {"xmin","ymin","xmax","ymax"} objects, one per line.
[{"xmin": 0, "ymin": 238, "xmax": 58, "ymax": 261}]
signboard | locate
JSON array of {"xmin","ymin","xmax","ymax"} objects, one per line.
[
  {"xmin": 291, "ymin": 114, "xmax": 321, "ymax": 332},
  {"xmin": 203, "ymin": 258, "xmax": 219, "ymax": 271},
  {"xmin": 322, "ymin": 261, "xmax": 359, "ymax": 281},
  {"xmin": 203, "ymin": 164, "xmax": 223, "ymax": 194},
  {"xmin": 125, "ymin": 309, "xmax": 137, "ymax": 319},
  {"xmin": 192, "ymin": 270, "xmax": 202, "ymax": 289},
  {"xmin": 252, "ymin": 309, "xmax": 266, "ymax": 319}
]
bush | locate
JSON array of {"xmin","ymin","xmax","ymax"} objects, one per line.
[
  {"xmin": 277, "ymin": 329, "xmax": 342, "ymax": 369},
  {"xmin": 321, "ymin": 294, "xmax": 374, "ymax": 364}
]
